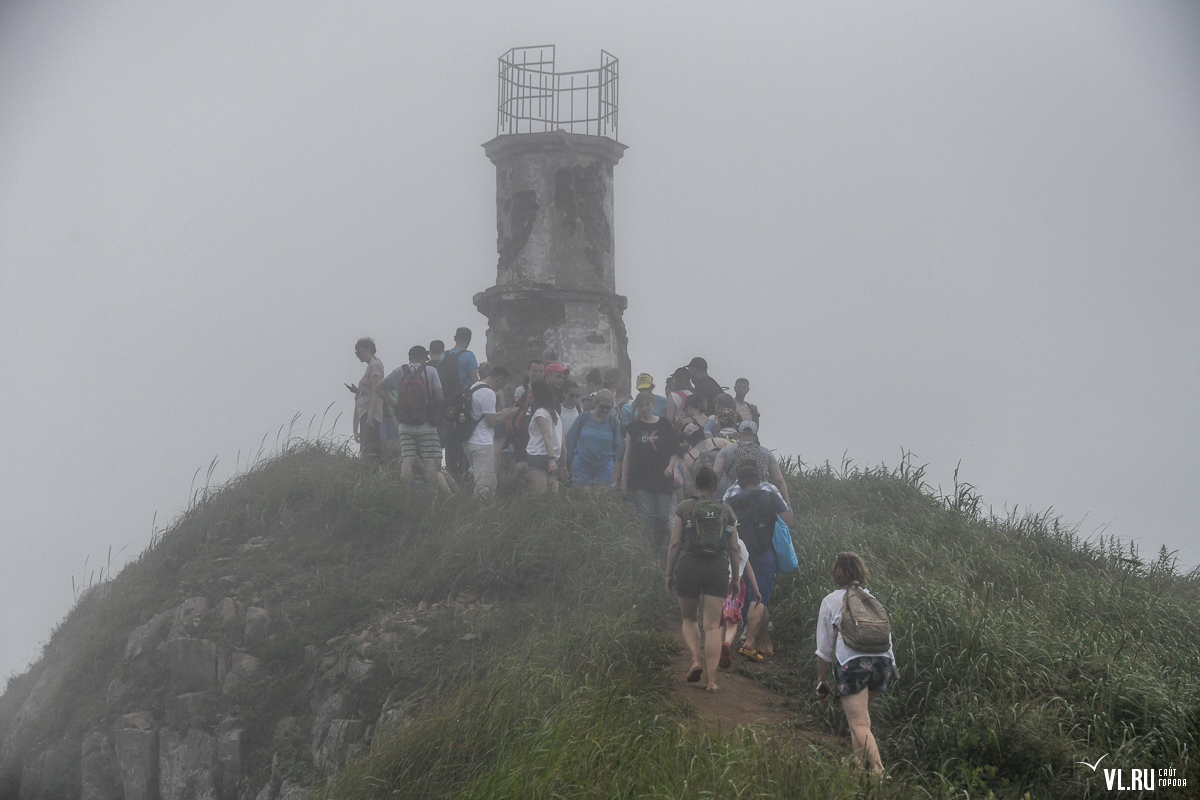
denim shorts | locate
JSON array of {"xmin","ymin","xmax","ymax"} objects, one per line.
[
  {"xmin": 572, "ymin": 457, "xmax": 614, "ymax": 486},
  {"xmin": 834, "ymin": 656, "xmax": 894, "ymax": 696}
]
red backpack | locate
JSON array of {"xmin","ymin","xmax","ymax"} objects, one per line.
[{"xmin": 396, "ymin": 364, "xmax": 434, "ymax": 425}]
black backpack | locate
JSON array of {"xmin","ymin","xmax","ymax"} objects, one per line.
[
  {"xmin": 726, "ymin": 489, "xmax": 777, "ymax": 560},
  {"xmin": 446, "ymin": 384, "xmax": 488, "ymax": 446},
  {"xmin": 437, "ymin": 350, "xmax": 466, "ymax": 401},
  {"xmin": 683, "ymin": 497, "xmax": 730, "ymax": 555}
]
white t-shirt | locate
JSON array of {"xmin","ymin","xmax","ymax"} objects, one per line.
[
  {"xmin": 728, "ymin": 538, "xmax": 750, "ymax": 581},
  {"xmin": 467, "ymin": 382, "xmax": 497, "ymax": 447},
  {"xmin": 814, "ymin": 587, "xmax": 896, "ymax": 666},
  {"xmin": 560, "ymin": 406, "xmax": 581, "ymax": 434},
  {"xmin": 527, "ymin": 407, "xmax": 563, "ymax": 457}
]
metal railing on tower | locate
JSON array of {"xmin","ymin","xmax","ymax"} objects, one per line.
[{"xmin": 497, "ymin": 46, "xmax": 618, "ymax": 139}]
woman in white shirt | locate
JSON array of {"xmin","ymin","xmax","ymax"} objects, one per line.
[
  {"xmin": 525, "ymin": 380, "xmax": 563, "ymax": 494},
  {"xmin": 815, "ymin": 552, "xmax": 896, "ymax": 776}
]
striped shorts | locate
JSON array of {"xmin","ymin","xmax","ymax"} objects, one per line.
[{"xmin": 398, "ymin": 423, "xmax": 442, "ymax": 460}]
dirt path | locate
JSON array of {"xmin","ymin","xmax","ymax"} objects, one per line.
[{"xmin": 659, "ymin": 617, "xmax": 797, "ymax": 734}]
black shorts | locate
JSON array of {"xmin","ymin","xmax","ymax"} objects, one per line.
[{"xmin": 673, "ymin": 552, "xmax": 730, "ymax": 599}]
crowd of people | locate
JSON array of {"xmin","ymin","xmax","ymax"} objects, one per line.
[{"xmin": 349, "ymin": 330, "xmax": 895, "ymax": 776}]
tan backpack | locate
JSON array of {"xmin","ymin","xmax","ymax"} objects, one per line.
[{"xmin": 838, "ymin": 582, "xmax": 892, "ymax": 653}]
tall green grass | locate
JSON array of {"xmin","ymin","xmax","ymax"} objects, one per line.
[
  {"xmin": 766, "ymin": 456, "xmax": 1200, "ymax": 798},
  {"xmin": 5, "ymin": 443, "xmax": 1197, "ymax": 799}
]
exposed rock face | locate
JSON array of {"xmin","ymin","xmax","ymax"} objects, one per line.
[
  {"xmin": 243, "ymin": 608, "xmax": 271, "ymax": 648},
  {"xmin": 159, "ymin": 728, "xmax": 218, "ymax": 800},
  {"xmin": 125, "ymin": 611, "xmax": 175, "ymax": 661},
  {"xmin": 17, "ymin": 746, "xmax": 57, "ymax": 800},
  {"xmin": 165, "ymin": 693, "xmax": 210, "ymax": 730},
  {"xmin": 81, "ymin": 732, "xmax": 120, "ymax": 800},
  {"xmin": 114, "ymin": 715, "xmax": 159, "ymax": 800},
  {"xmin": 168, "ymin": 598, "xmax": 210, "ymax": 642},
  {"xmin": 1, "ymin": 660, "xmax": 69, "ymax": 764},
  {"xmin": 221, "ymin": 653, "xmax": 260, "ymax": 695},
  {"xmin": 213, "ymin": 599, "xmax": 243, "ymax": 633},
  {"xmin": 215, "ymin": 719, "xmax": 244, "ymax": 800},
  {"xmin": 312, "ymin": 719, "xmax": 365, "ymax": 776},
  {"xmin": 168, "ymin": 639, "xmax": 219, "ymax": 692}
]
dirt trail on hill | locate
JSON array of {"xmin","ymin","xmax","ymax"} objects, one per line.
[{"xmin": 660, "ymin": 617, "xmax": 838, "ymax": 745}]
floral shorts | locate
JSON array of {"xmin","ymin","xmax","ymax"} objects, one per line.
[
  {"xmin": 834, "ymin": 656, "xmax": 894, "ymax": 697},
  {"xmin": 723, "ymin": 577, "xmax": 747, "ymax": 624}
]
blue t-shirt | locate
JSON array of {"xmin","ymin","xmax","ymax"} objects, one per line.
[
  {"xmin": 566, "ymin": 412, "xmax": 620, "ymax": 467},
  {"xmin": 443, "ymin": 348, "xmax": 479, "ymax": 390}
]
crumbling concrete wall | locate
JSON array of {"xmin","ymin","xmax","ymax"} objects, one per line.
[{"xmin": 478, "ymin": 130, "xmax": 629, "ymax": 385}]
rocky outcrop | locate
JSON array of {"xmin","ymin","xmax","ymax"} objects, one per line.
[
  {"xmin": 114, "ymin": 713, "xmax": 159, "ymax": 800},
  {"xmin": 159, "ymin": 728, "xmax": 218, "ymax": 800},
  {"xmin": 125, "ymin": 611, "xmax": 174, "ymax": 661},
  {"xmin": 168, "ymin": 598, "xmax": 210, "ymax": 643},
  {"xmin": 221, "ymin": 654, "xmax": 259, "ymax": 695},
  {"xmin": 81, "ymin": 732, "xmax": 120, "ymax": 800},
  {"xmin": 168, "ymin": 639, "xmax": 219, "ymax": 692},
  {"xmin": 17, "ymin": 746, "xmax": 57, "ymax": 800},
  {"xmin": 243, "ymin": 608, "xmax": 271, "ymax": 648},
  {"xmin": 1, "ymin": 660, "xmax": 69, "ymax": 766}
]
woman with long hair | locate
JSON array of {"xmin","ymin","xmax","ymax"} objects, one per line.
[{"xmin": 525, "ymin": 379, "xmax": 562, "ymax": 494}]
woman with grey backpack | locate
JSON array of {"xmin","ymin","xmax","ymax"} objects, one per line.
[{"xmin": 815, "ymin": 551, "xmax": 895, "ymax": 776}]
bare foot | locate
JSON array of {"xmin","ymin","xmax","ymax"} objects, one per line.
[{"xmin": 705, "ymin": 682, "xmax": 719, "ymax": 692}]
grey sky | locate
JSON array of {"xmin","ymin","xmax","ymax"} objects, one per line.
[{"xmin": 2, "ymin": 1, "xmax": 1198, "ymax": 681}]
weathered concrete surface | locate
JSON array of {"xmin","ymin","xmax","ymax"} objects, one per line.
[{"xmin": 476, "ymin": 130, "xmax": 630, "ymax": 384}]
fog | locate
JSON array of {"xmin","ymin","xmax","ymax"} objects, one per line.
[{"xmin": 2, "ymin": 1, "xmax": 1198, "ymax": 681}]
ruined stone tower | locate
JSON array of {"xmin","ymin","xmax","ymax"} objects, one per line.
[{"xmin": 474, "ymin": 47, "xmax": 630, "ymax": 386}]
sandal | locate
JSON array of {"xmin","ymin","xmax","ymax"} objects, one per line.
[
  {"xmin": 719, "ymin": 643, "xmax": 732, "ymax": 669},
  {"xmin": 738, "ymin": 646, "xmax": 764, "ymax": 663},
  {"xmin": 759, "ymin": 646, "xmax": 774, "ymax": 657},
  {"xmin": 686, "ymin": 667, "xmax": 703, "ymax": 683}
]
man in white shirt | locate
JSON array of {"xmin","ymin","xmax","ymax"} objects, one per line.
[{"xmin": 465, "ymin": 365, "xmax": 518, "ymax": 499}]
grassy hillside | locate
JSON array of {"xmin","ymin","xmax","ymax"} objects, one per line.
[{"xmin": 2, "ymin": 443, "xmax": 1197, "ymax": 799}]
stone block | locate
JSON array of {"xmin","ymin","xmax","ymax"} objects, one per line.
[
  {"xmin": 309, "ymin": 692, "xmax": 346, "ymax": 756},
  {"xmin": 159, "ymin": 728, "xmax": 217, "ymax": 800},
  {"xmin": 243, "ymin": 608, "xmax": 271, "ymax": 648},
  {"xmin": 221, "ymin": 653, "xmax": 260, "ymax": 695},
  {"xmin": 168, "ymin": 639, "xmax": 218, "ymax": 692},
  {"xmin": 164, "ymin": 693, "xmax": 210, "ymax": 730},
  {"xmin": 18, "ymin": 746, "xmax": 56, "ymax": 800},
  {"xmin": 114, "ymin": 726, "xmax": 159, "ymax": 800},
  {"xmin": 215, "ymin": 719, "xmax": 244, "ymax": 800},
  {"xmin": 168, "ymin": 597, "xmax": 210, "ymax": 642},
  {"xmin": 81, "ymin": 732, "xmax": 120, "ymax": 800},
  {"xmin": 312, "ymin": 719, "xmax": 365, "ymax": 776},
  {"xmin": 126, "ymin": 611, "xmax": 174, "ymax": 661},
  {"xmin": 346, "ymin": 659, "xmax": 374, "ymax": 684},
  {"xmin": 213, "ymin": 598, "xmax": 243, "ymax": 630}
]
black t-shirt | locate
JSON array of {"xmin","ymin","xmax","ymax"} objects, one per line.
[
  {"xmin": 624, "ymin": 417, "xmax": 680, "ymax": 493},
  {"xmin": 692, "ymin": 375, "xmax": 723, "ymax": 413}
]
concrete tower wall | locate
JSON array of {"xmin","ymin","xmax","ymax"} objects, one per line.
[{"xmin": 474, "ymin": 130, "xmax": 630, "ymax": 387}]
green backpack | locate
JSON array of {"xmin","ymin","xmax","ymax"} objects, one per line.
[{"xmin": 685, "ymin": 498, "xmax": 728, "ymax": 555}]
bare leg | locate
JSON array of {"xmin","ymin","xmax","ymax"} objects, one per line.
[
  {"xmin": 758, "ymin": 605, "xmax": 773, "ymax": 653},
  {"xmin": 743, "ymin": 601, "xmax": 766, "ymax": 651},
  {"xmin": 678, "ymin": 597, "xmax": 703, "ymax": 677},
  {"xmin": 529, "ymin": 468, "xmax": 547, "ymax": 494},
  {"xmin": 400, "ymin": 456, "xmax": 416, "ymax": 483},
  {"xmin": 701, "ymin": 594, "xmax": 724, "ymax": 690},
  {"xmin": 839, "ymin": 689, "xmax": 884, "ymax": 774}
]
